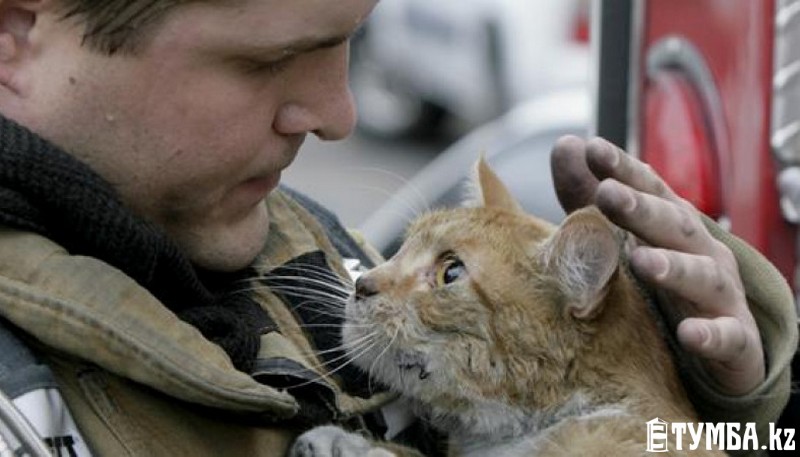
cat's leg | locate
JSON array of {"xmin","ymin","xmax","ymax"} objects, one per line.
[{"xmin": 289, "ymin": 425, "xmax": 410, "ymax": 457}]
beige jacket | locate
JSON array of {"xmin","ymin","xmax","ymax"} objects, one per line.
[{"xmin": 0, "ymin": 191, "xmax": 389, "ymax": 456}]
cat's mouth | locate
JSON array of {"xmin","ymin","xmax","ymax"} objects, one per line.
[
  {"xmin": 400, "ymin": 363, "xmax": 430, "ymax": 380},
  {"xmin": 395, "ymin": 352, "xmax": 431, "ymax": 380}
]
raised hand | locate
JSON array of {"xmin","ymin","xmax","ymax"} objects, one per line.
[{"xmin": 551, "ymin": 135, "xmax": 764, "ymax": 395}]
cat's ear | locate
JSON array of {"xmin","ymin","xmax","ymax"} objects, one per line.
[
  {"xmin": 542, "ymin": 207, "xmax": 620, "ymax": 319},
  {"xmin": 474, "ymin": 157, "xmax": 524, "ymax": 213}
]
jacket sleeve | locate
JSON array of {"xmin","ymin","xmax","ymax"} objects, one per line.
[{"xmin": 674, "ymin": 215, "xmax": 799, "ymax": 457}]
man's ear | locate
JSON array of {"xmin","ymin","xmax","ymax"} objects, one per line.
[{"xmin": 0, "ymin": 1, "xmax": 44, "ymax": 88}]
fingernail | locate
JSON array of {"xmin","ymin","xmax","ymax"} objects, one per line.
[
  {"xmin": 621, "ymin": 186, "xmax": 637, "ymax": 213},
  {"xmin": 633, "ymin": 248, "xmax": 669, "ymax": 279},
  {"xmin": 601, "ymin": 180, "xmax": 637, "ymax": 213},
  {"xmin": 592, "ymin": 140, "xmax": 620, "ymax": 168},
  {"xmin": 698, "ymin": 324, "xmax": 711, "ymax": 346}
]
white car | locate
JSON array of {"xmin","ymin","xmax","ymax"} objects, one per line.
[{"xmin": 351, "ymin": 0, "xmax": 590, "ymax": 139}]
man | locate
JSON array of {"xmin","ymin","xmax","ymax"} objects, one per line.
[{"xmin": 0, "ymin": 0, "xmax": 794, "ymax": 456}]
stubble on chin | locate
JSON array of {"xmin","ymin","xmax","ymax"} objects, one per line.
[{"xmin": 166, "ymin": 201, "xmax": 272, "ymax": 272}]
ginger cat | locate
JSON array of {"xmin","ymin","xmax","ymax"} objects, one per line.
[{"xmin": 290, "ymin": 160, "xmax": 724, "ymax": 457}]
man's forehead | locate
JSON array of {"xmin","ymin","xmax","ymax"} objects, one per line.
[{"xmin": 167, "ymin": 0, "xmax": 376, "ymax": 55}]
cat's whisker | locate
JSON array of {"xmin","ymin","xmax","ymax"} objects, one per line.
[
  {"xmin": 338, "ymin": 183, "xmax": 428, "ymax": 230},
  {"xmin": 264, "ymin": 289, "xmax": 348, "ymax": 305},
  {"xmin": 303, "ymin": 165, "xmax": 429, "ymax": 222},
  {"xmin": 259, "ymin": 285, "xmax": 349, "ymax": 307},
  {"xmin": 279, "ymin": 324, "xmax": 372, "ymax": 343},
  {"xmin": 249, "ymin": 260, "xmax": 347, "ymax": 276},
  {"xmin": 337, "ymin": 166, "xmax": 431, "ymax": 215},
  {"xmin": 254, "ymin": 284, "xmax": 347, "ymax": 299},
  {"xmin": 277, "ymin": 334, "xmax": 375, "ymax": 370},
  {"xmin": 291, "ymin": 323, "xmax": 372, "ymax": 330},
  {"xmin": 304, "ymin": 329, "xmax": 379, "ymax": 368},
  {"xmin": 317, "ymin": 334, "xmax": 382, "ymax": 377},
  {"xmin": 256, "ymin": 275, "xmax": 353, "ymax": 296},
  {"xmin": 259, "ymin": 285, "xmax": 351, "ymax": 302},
  {"xmin": 231, "ymin": 264, "xmax": 357, "ymax": 313},
  {"xmin": 226, "ymin": 289, "xmax": 347, "ymax": 319},
  {"xmin": 255, "ymin": 266, "xmax": 352, "ymax": 286},
  {"xmin": 258, "ymin": 262, "xmax": 353, "ymax": 280},
  {"xmin": 311, "ymin": 331, "xmax": 379, "ymax": 358},
  {"xmin": 347, "ymin": 184, "xmax": 427, "ymax": 225},
  {"xmin": 368, "ymin": 205, "xmax": 422, "ymax": 235},
  {"xmin": 228, "ymin": 284, "xmax": 348, "ymax": 303},
  {"xmin": 285, "ymin": 300, "xmax": 347, "ymax": 318},
  {"xmin": 279, "ymin": 336, "xmax": 376, "ymax": 383},
  {"xmin": 276, "ymin": 334, "xmax": 380, "ymax": 390},
  {"xmin": 247, "ymin": 283, "xmax": 350, "ymax": 304},
  {"xmin": 237, "ymin": 274, "xmax": 330, "ymax": 290},
  {"xmin": 366, "ymin": 327, "xmax": 400, "ymax": 393}
]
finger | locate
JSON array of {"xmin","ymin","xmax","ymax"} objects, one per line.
[
  {"xmin": 595, "ymin": 179, "xmax": 721, "ymax": 257},
  {"xmin": 630, "ymin": 247, "xmax": 744, "ymax": 317},
  {"xmin": 585, "ymin": 137, "xmax": 677, "ymax": 201},
  {"xmin": 550, "ymin": 135, "xmax": 599, "ymax": 213},
  {"xmin": 678, "ymin": 317, "xmax": 764, "ymax": 395},
  {"xmin": 677, "ymin": 316, "xmax": 750, "ymax": 363}
]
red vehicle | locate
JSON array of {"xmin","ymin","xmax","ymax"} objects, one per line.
[{"xmin": 594, "ymin": 0, "xmax": 798, "ymax": 431}]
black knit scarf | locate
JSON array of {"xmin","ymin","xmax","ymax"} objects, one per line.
[{"xmin": 0, "ymin": 115, "xmax": 269, "ymax": 372}]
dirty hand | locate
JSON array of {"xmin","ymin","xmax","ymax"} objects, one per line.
[{"xmin": 550, "ymin": 135, "xmax": 764, "ymax": 395}]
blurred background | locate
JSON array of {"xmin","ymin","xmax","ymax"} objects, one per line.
[
  {"xmin": 283, "ymin": 0, "xmax": 591, "ymax": 232},
  {"xmin": 283, "ymin": 0, "xmax": 800, "ymax": 426}
]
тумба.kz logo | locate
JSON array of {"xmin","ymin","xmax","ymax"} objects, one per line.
[
  {"xmin": 646, "ymin": 418, "xmax": 795, "ymax": 453},
  {"xmin": 647, "ymin": 418, "xmax": 669, "ymax": 452}
]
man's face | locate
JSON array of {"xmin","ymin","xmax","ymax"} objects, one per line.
[{"xmin": 6, "ymin": 0, "xmax": 377, "ymax": 271}]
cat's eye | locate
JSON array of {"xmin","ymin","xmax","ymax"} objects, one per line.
[{"xmin": 436, "ymin": 256, "xmax": 466, "ymax": 286}]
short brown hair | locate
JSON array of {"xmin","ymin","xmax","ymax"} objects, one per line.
[{"xmin": 57, "ymin": 0, "xmax": 205, "ymax": 54}]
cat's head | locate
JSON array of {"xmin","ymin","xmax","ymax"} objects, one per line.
[{"xmin": 343, "ymin": 158, "xmax": 625, "ymax": 418}]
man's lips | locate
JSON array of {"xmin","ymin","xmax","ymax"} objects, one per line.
[
  {"xmin": 236, "ymin": 142, "xmax": 300, "ymax": 202},
  {"xmin": 238, "ymin": 172, "xmax": 281, "ymax": 199}
]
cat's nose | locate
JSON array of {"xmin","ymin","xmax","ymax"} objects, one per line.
[{"xmin": 354, "ymin": 276, "xmax": 379, "ymax": 300}]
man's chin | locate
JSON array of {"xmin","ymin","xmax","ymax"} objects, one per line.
[
  {"xmin": 175, "ymin": 208, "xmax": 271, "ymax": 272},
  {"xmin": 189, "ymin": 240, "xmax": 267, "ymax": 272}
]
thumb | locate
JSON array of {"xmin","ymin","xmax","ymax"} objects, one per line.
[
  {"xmin": 677, "ymin": 316, "xmax": 748, "ymax": 362},
  {"xmin": 550, "ymin": 135, "xmax": 599, "ymax": 213},
  {"xmin": 677, "ymin": 316, "xmax": 764, "ymax": 394}
]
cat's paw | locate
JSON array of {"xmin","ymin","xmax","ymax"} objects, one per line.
[{"xmin": 288, "ymin": 425, "xmax": 397, "ymax": 457}]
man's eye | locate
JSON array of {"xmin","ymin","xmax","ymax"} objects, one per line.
[
  {"xmin": 242, "ymin": 56, "xmax": 293, "ymax": 75},
  {"xmin": 436, "ymin": 256, "xmax": 466, "ymax": 286}
]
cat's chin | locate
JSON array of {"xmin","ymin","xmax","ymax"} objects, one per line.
[
  {"xmin": 355, "ymin": 348, "xmax": 434, "ymax": 391},
  {"xmin": 412, "ymin": 394, "xmax": 533, "ymax": 441},
  {"xmin": 394, "ymin": 350, "xmax": 431, "ymax": 380},
  {"xmin": 346, "ymin": 346, "xmax": 453, "ymax": 410}
]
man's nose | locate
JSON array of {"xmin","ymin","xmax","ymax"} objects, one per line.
[{"xmin": 273, "ymin": 45, "xmax": 357, "ymax": 140}]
